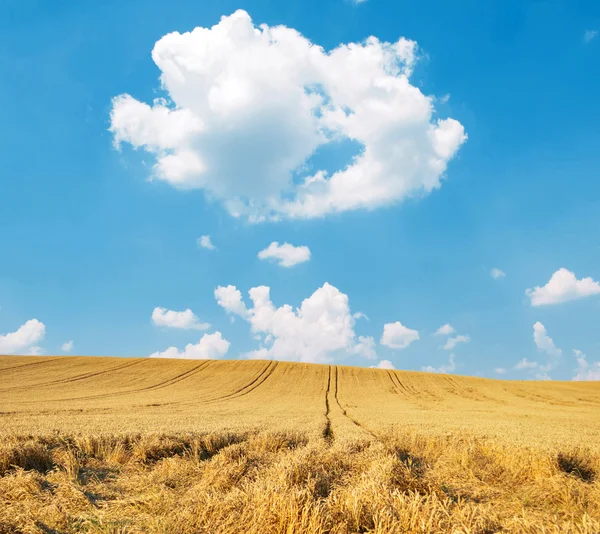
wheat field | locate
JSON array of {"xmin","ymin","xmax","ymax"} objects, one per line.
[{"xmin": 1, "ymin": 355, "xmax": 599, "ymax": 533}]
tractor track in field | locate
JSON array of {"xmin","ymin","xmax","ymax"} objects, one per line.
[
  {"xmin": 38, "ymin": 360, "xmax": 215, "ymax": 403},
  {"xmin": 143, "ymin": 360, "xmax": 214, "ymax": 392},
  {"xmin": 387, "ymin": 370, "xmax": 409, "ymax": 397},
  {"xmin": 387, "ymin": 370, "xmax": 440, "ymax": 403},
  {"xmin": 0, "ymin": 359, "xmax": 147, "ymax": 392},
  {"xmin": 0, "ymin": 358, "xmax": 63, "ymax": 373},
  {"xmin": 334, "ymin": 366, "xmax": 377, "ymax": 439},
  {"xmin": 201, "ymin": 361, "xmax": 279, "ymax": 404},
  {"xmin": 322, "ymin": 365, "xmax": 333, "ymax": 443}
]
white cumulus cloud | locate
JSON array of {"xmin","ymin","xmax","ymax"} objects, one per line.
[
  {"xmin": 526, "ymin": 268, "xmax": 600, "ymax": 306},
  {"xmin": 434, "ymin": 323, "xmax": 454, "ymax": 336},
  {"xmin": 152, "ymin": 307, "xmax": 210, "ymax": 330},
  {"xmin": 443, "ymin": 334, "xmax": 470, "ymax": 351},
  {"xmin": 490, "ymin": 268, "xmax": 505, "ymax": 279},
  {"xmin": 257, "ymin": 242, "xmax": 311, "ymax": 267},
  {"xmin": 494, "ymin": 367, "xmax": 506, "ymax": 375},
  {"xmin": 109, "ymin": 10, "xmax": 466, "ymax": 221},
  {"xmin": 197, "ymin": 235, "xmax": 216, "ymax": 250},
  {"xmin": 422, "ymin": 353, "xmax": 456, "ymax": 374},
  {"xmin": 214, "ymin": 282, "xmax": 375, "ymax": 363},
  {"xmin": 61, "ymin": 340, "xmax": 74, "ymax": 353},
  {"xmin": 150, "ymin": 331, "xmax": 230, "ymax": 359},
  {"xmin": 572, "ymin": 349, "xmax": 600, "ymax": 381},
  {"xmin": 214, "ymin": 285, "xmax": 250, "ymax": 318},
  {"xmin": 380, "ymin": 321, "xmax": 419, "ymax": 349},
  {"xmin": 370, "ymin": 359, "xmax": 395, "ymax": 370},
  {"xmin": 0, "ymin": 319, "xmax": 46, "ymax": 355}
]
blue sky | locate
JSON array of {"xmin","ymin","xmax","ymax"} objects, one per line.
[{"xmin": 1, "ymin": 0, "xmax": 599, "ymax": 380}]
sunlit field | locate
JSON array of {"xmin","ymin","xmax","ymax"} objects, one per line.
[{"xmin": 1, "ymin": 355, "xmax": 599, "ymax": 533}]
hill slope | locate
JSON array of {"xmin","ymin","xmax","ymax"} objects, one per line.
[{"xmin": 1, "ymin": 355, "xmax": 599, "ymax": 448}]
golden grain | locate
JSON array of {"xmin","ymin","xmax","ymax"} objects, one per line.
[{"xmin": 1, "ymin": 355, "xmax": 599, "ymax": 533}]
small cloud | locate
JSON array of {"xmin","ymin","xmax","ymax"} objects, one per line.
[
  {"xmin": 494, "ymin": 367, "xmax": 506, "ymax": 375},
  {"xmin": 149, "ymin": 331, "xmax": 230, "ymax": 359},
  {"xmin": 584, "ymin": 29, "xmax": 598, "ymax": 43},
  {"xmin": 370, "ymin": 359, "xmax": 395, "ymax": 370},
  {"xmin": 197, "ymin": 235, "xmax": 216, "ymax": 250},
  {"xmin": 514, "ymin": 358, "xmax": 538, "ymax": 370},
  {"xmin": 435, "ymin": 323, "xmax": 455, "ymax": 336},
  {"xmin": 490, "ymin": 268, "xmax": 506, "ymax": 279},
  {"xmin": 152, "ymin": 307, "xmax": 210, "ymax": 330},
  {"xmin": 572, "ymin": 349, "xmax": 600, "ymax": 381},
  {"xmin": 380, "ymin": 321, "xmax": 420, "ymax": 349},
  {"xmin": 353, "ymin": 312, "xmax": 369, "ymax": 321},
  {"xmin": 257, "ymin": 242, "xmax": 311, "ymax": 267},
  {"xmin": 526, "ymin": 268, "xmax": 600, "ymax": 306},
  {"xmin": 439, "ymin": 94, "xmax": 450, "ymax": 104},
  {"xmin": 534, "ymin": 372, "xmax": 552, "ymax": 381},
  {"xmin": 61, "ymin": 340, "xmax": 74, "ymax": 353},
  {"xmin": 0, "ymin": 319, "xmax": 46, "ymax": 355},
  {"xmin": 422, "ymin": 353, "xmax": 456, "ymax": 374},
  {"xmin": 443, "ymin": 334, "xmax": 470, "ymax": 351}
]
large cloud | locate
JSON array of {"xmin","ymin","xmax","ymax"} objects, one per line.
[
  {"xmin": 526, "ymin": 268, "xmax": 600, "ymax": 306},
  {"xmin": 149, "ymin": 331, "xmax": 229, "ymax": 359},
  {"xmin": 110, "ymin": 10, "xmax": 466, "ymax": 221},
  {"xmin": 214, "ymin": 282, "xmax": 375, "ymax": 362},
  {"xmin": 0, "ymin": 319, "xmax": 46, "ymax": 355}
]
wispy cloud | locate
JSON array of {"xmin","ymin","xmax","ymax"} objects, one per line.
[
  {"xmin": 572, "ymin": 349, "xmax": 600, "ymax": 381},
  {"xmin": 443, "ymin": 334, "xmax": 470, "ymax": 351},
  {"xmin": 533, "ymin": 321, "xmax": 561, "ymax": 358},
  {"xmin": 490, "ymin": 268, "xmax": 506, "ymax": 279},
  {"xmin": 422, "ymin": 354, "xmax": 456, "ymax": 374},
  {"xmin": 514, "ymin": 358, "xmax": 538, "ymax": 370},
  {"xmin": 584, "ymin": 29, "xmax": 598, "ymax": 43}
]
